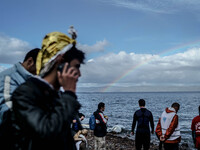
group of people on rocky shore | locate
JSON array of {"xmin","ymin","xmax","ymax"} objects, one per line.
[
  {"xmin": 0, "ymin": 28, "xmax": 199, "ymax": 150},
  {"xmin": 73, "ymin": 99, "xmax": 200, "ymax": 150},
  {"xmin": 131, "ymin": 99, "xmax": 182, "ymax": 150},
  {"xmin": 131, "ymin": 99, "xmax": 200, "ymax": 150},
  {"xmin": 70, "ymin": 99, "xmax": 200, "ymax": 150}
]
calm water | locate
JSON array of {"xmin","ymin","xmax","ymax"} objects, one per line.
[{"xmin": 77, "ymin": 92, "xmax": 200, "ymax": 149}]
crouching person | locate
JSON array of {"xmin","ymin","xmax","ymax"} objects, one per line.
[{"xmin": 74, "ymin": 129, "xmax": 88, "ymax": 150}]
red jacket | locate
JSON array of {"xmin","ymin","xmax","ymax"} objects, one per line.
[
  {"xmin": 155, "ymin": 108, "xmax": 181, "ymax": 143},
  {"xmin": 191, "ymin": 115, "xmax": 200, "ymax": 148}
]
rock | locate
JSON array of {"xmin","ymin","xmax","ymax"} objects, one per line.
[
  {"xmin": 86, "ymin": 130, "xmax": 191, "ymax": 150},
  {"xmin": 180, "ymin": 142, "xmax": 190, "ymax": 150}
]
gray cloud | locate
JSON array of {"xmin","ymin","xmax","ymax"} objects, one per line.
[
  {"xmin": 1, "ymin": 34, "xmax": 199, "ymax": 92},
  {"xmin": 78, "ymin": 48, "xmax": 200, "ymax": 92},
  {"xmin": 0, "ymin": 35, "xmax": 31, "ymax": 64}
]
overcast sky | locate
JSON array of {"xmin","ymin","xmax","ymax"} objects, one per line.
[{"xmin": 0, "ymin": 0, "xmax": 200, "ymax": 92}]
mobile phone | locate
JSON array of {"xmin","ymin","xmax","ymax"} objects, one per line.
[{"xmin": 57, "ymin": 63, "xmax": 70, "ymax": 73}]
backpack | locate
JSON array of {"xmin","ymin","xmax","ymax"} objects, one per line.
[{"xmin": 89, "ymin": 114, "xmax": 96, "ymax": 130}]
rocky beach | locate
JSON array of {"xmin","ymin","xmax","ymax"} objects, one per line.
[{"xmin": 86, "ymin": 130, "xmax": 191, "ymax": 150}]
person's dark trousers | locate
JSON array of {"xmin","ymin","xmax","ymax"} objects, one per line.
[
  {"xmin": 135, "ymin": 132, "xmax": 150, "ymax": 150},
  {"xmin": 164, "ymin": 143, "xmax": 179, "ymax": 150},
  {"xmin": 159, "ymin": 141, "xmax": 163, "ymax": 150}
]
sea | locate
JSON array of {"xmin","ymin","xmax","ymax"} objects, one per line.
[{"xmin": 77, "ymin": 92, "xmax": 200, "ymax": 149}]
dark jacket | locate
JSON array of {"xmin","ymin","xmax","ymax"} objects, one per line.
[
  {"xmin": 0, "ymin": 77, "xmax": 81, "ymax": 150},
  {"xmin": 94, "ymin": 109, "xmax": 107, "ymax": 137},
  {"xmin": 132, "ymin": 108, "xmax": 154, "ymax": 134},
  {"xmin": 72, "ymin": 116, "xmax": 83, "ymax": 134}
]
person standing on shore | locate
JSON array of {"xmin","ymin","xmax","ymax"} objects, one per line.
[
  {"xmin": 72, "ymin": 113, "xmax": 85, "ymax": 133},
  {"xmin": 131, "ymin": 99, "xmax": 154, "ymax": 150},
  {"xmin": 191, "ymin": 105, "xmax": 200, "ymax": 150},
  {"xmin": 156, "ymin": 102, "xmax": 181, "ymax": 150},
  {"xmin": 93, "ymin": 102, "xmax": 108, "ymax": 150}
]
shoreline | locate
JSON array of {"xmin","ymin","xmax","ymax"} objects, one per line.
[{"xmin": 86, "ymin": 130, "xmax": 191, "ymax": 150}]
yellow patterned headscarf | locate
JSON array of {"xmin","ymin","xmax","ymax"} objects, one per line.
[{"xmin": 36, "ymin": 32, "xmax": 76, "ymax": 75}]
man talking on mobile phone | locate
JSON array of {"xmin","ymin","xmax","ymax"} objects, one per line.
[{"xmin": 0, "ymin": 31, "xmax": 85, "ymax": 150}]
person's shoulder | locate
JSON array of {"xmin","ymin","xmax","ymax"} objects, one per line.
[
  {"xmin": 13, "ymin": 77, "xmax": 42, "ymax": 93},
  {"xmin": 192, "ymin": 115, "xmax": 200, "ymax": 121},
  {"xmin": 28, "ymin": 77, "xmax": 53, "ymax": 89},
  {"xmin": 146, "ymin": 109, "xmax": 153, "ymax": 114},
  {"xmin": 0, "ymin": 63, "xmax": 29, "ymax": 81},
  {"xmin": 95, "ymin": 110, "xmax": 104, "ymax": 117},
  {"xmin": 12, "ymin": 77, "xmax": 48, "ymax": 102},
  {"xmin": 13, "ymin": 78, "xmax": 33, "ymax": 92},
  {"xmin": 93, "ymin": 110, "xmax": 98, "ymax": 115},
  {"xmin": 135, "ymin": 109, "xmax": 141, "ymax": 114},
  {"xmin": 135, "ymin": 109, "xmax": 140, "ymax": 112},
  {"xmin": 0, "ymin": 64, "xmax": 16, "ymax": 77},
  {"xmin": 195, "ymin": 115, "xmax": 200, "ymax": 119},
  {"xmin": 173, "ymin": 113, "xmax": 179, "ymax": 120},
  {"xmin": 97, "ymin": 110, "xmax": 103, "ymax": 115}
]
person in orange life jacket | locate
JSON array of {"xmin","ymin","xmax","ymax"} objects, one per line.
[
  {"xmin": 156, "ymin": 102, "xmax": 181, "ymax": 150},
  {"xmin": 93, "ymin": 102, "xmax": 108, "ymax": 150},
  {"xmin": 191, "ymin": 105, "xmax": 200, "ymax": 150},
  {"xmin": 131, "ymin": 99, "xmax": 154, "ymax": 150}
]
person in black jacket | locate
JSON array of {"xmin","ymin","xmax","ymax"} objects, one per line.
[
  {"xmin": 72, "ymin": 113, "xmax": 85, "ymax": 134},
  {"xmin": 94, "ymin": 102, "xmax": 108, "ymax": 150},
  {"xmin": 0, "ymin": 32, "xmax": 85, "ymax": 150},
  {"xmin": 131, "ymin": 99, "xmax": 154, "ymax": 150}
]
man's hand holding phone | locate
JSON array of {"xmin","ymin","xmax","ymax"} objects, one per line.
[{"xmin": 57, "ymin": 63, "xmax": 79, "ymax": 93}]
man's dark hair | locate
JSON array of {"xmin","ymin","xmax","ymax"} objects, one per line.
[
  {"xmin": 63, "ymin": 46, "xmax": 85, "ymax": 64},
  {"xmin": 23, "ymin": 48, "xmax": 40, "ymax": 63},
  {"xmin": 138, "ymin": 99, "xmax": 145, "ymax": 106},
  {"xmin": 78, "ymin": 113, "xmax": 85, "ymax": 118},
  {"xmin": 171, "ymin": 102, "xmax": 180, "ymax": 109},
  {"xmin": 98, "ymin": 102, "xmax": 105, "ymax": 110}
]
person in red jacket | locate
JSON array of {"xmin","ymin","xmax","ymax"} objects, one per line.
[
  {"xmin": 155, "ymin": 102, "xmax": 181, "ymax": 150},
  {"xmin": 191, "ymin": 105, "xmax": 200, "ymax": 150}
]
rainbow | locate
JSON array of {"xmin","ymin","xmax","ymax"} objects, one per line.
[{"xmin": 101, "ymin": 39, "xmax": 200, "ymax": 92}]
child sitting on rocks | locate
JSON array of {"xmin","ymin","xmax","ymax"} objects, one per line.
[{"xmin": 74, "ymin": 129, "xmax": 88, "ymax": 150}]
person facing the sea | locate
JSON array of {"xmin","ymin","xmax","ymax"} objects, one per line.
[
  {"xmin": 93, "ymin": 102, "xmax": 108, "ymax": 150},
  {"xmin": 131, "ymin": 99, "xmax": 154, "ymax": 150},
  {"xmin": 191, "ymin": 105, "xmax": 200, "ymax": 150},
  {"xmin": 156, "ymin": 102, "xmax": 181, "ymax": 150},
  {"xmin": 0, "ymin": 48, "xmax": 40, "ymax": 124}
]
